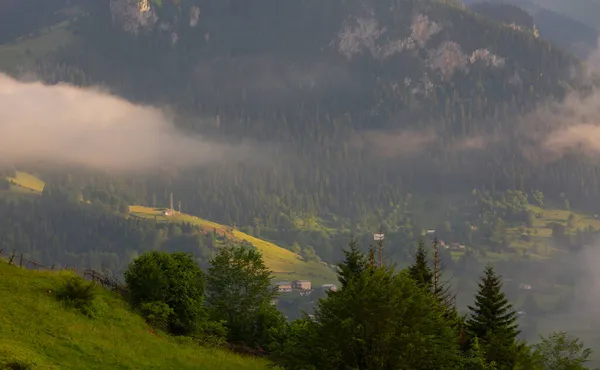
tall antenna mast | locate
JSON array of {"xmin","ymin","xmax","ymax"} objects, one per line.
[{"xmin": 169, "ymin": 192, "xmax": 174, "ymax": 212}]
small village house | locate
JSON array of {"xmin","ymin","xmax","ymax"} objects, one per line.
[
  {"xmin": 322, "ymin": 284, "xmax": 338, "ymax": 292},
  {"xmin": 275, "ymin": 281, "xmax": 292, "ymax": 293},
  {"xmin": 292, "ymin": 280, "xmax": 312, "ymax": 290}
]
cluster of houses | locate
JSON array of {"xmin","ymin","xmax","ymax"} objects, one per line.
[
  {"xmin": 274, "ymin": 280, "xmax": 338, "ymax": 294},
  {"xmin": 425, "ymin": 230, "xmax": 467, "ymax": 251}
]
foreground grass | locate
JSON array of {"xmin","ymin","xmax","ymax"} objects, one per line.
[
  {"xmin": 129, "ymin": 206, "xmax": 338, "ymax": 286},
  {"xmin": 0, "ymin": 261, "xmax": 272, "ymax": 369}
]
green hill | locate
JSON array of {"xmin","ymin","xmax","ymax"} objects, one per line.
[
  {"xmin": 129, "ymin": 206, "xmax": 337, "ymax": 286},
  {"xmin": 0, "ymin": 260, "xmax": 271, "ymax": 369},
  {"xmin": 0, "ymin": 172, "xmax": 337, "ymax": 286}
]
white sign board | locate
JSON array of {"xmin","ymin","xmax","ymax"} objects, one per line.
[{"xmin": 373, "ymin": 233, "xmax": 385, "ymax": 241}]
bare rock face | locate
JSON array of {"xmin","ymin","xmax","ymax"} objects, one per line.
[
  {"xmin": 109, "ymin": 0, "xmax": 200, "ymax": 45},
  {"xmin": 109, "ymin": 0, "xmax": 158, "ymax": 35}
]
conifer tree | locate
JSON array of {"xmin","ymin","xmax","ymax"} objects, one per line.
[
  {"xmin": 432, "ymin": 238, "xmax": 458, "ymax": 319},
  {"xmin": 467, "ymin": 265, "xmax": 520, "ymax": 368},
  {"xmin": 408, "ymin": 239, "xmax": 457, "ymax": 319},
  {"xmin": 337, "ymin": 237, "xmax": 368, "ymax": 289},
  {"xmin": 408, "ymin": 239, "xmax": 433, "ymax": 289}
]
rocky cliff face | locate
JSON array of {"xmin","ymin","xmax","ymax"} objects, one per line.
[{"xmin": 109, "ymin": 0, "xmax": 200, "ymax": 43}]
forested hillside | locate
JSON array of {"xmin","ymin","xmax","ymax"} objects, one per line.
[
  {"xmin": 6, "ymin": 0, "xmax": 585, "ymax": 229},
  {"xmin": 468, "ymin": 0, "xmax": 600, "ymax": 59}
]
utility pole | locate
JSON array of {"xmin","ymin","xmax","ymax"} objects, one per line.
[
  {"xmin": 373, "ymin": 230, "xmax": 385, "ymax": 267},
  {"xmin": 169, "ymin": 192, "xmax": 174, "ymax": 213}
]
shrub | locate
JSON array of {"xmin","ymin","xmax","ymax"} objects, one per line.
[
  {"xmin": 125, "ymin": 251, "xmax": 205, "ymax": 335},
  {"xmin": 194, "ymin": 320, "xmax": 229, "ymax": 347},
  {"xmin": 56, "ymin": 277, "xmax": 97, "ymax": 317},
  {"xmin": 140, "ymin": 301, "xmax": 173, "ymax": 331}
]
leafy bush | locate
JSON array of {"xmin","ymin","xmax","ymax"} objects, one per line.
[
  {"xmin": 140, "ymin": 301, "xmax": 173, "ymax": 331},
  {"xmin": 55, "ymin": 277, "xmax": 96, "ymax": 317},
  {"xmin": 194, "ymin": 320, "xmax": 228, "ymax": 347},
  {"xmin": 125, "ymin": 251, "xmax": 205, "ymax": 335}
]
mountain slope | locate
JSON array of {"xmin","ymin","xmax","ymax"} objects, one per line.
[
  {"xmin": 467, "ymin": 0, "xmax": 599, "ymax": 58},
  {"xmin": 0, "ymin": 172, "xmax": 337, "ymax": 285},
  {"xmin": 1, "ymin": 0, "xmax": 594, "ymax": 242},
  {"xmin": 0, "ymin": 260, "xmax": 270, "ymax": 369},
  {"xmin": 129, "ymin": 205, "xmax": 337, "ymax": 285}
]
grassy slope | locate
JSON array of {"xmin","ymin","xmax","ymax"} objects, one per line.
[
  {"xmin": 7, "ymin": 170, "xmax": 46, "ymax": 192},
  {"xmin": 129, "ymin": 206, "xmax": 338, "ymax": 286},
  {"xmin": 504, "ymin": 204, "xmax": 600, "ymax": 258},
  {"xmin": 0, "ymin": 171, "xmax": 46, "ymax": 199},
  {"xmin": 0, "ymin": 260, "xmax": 271, "ymax": 370}
]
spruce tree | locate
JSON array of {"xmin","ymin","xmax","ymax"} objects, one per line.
[
  {"xmin": 408, "ymin": 239, "xmax": 457, "ymax": 319},
  {"xmin": 337, "ymin": 238, "xmax": 369, "ymax": 289},
  {"xmin": 432, "ymin": 238, "xmax": 458, "ymax": 319},
  {"xmin": 467, "ymin": 265, "xmax": 520, "ymax": 368},
  {"xmin": 408, "ymin": 240, "xmax": 433, "ymax": 289}
]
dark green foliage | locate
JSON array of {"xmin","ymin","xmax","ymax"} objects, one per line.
[
  {"xmin": 309, "ymin": 268, "xmax": 462, "ymax": 369},
  {"xmin": 336, "ymin": 238, "xmax": 369, "ymax": 289},
  {"xmin": 273, "ymin": 244, "xmax": 463, "ymax": 369},
  {"xmin": 124, "ymin": 251, "xmax": 205, "ymax": 335},
  {"xmin": 532, "ymin": 332, "xmax": 594, "ymax": 370},
  {"xmin": 408, "ymin": 240, "xmax": 434, "ymax": 290},
  {"xmin": 205, "ymin": 245, "xmax": 283, "ymax": 349},
  {"xmin": 140, "ymin": 301, "xmax": 173, "ymax": 331},
  {"xmin": 467, "ymin": 265, "xmax": 521, "ymax": 368},
  {"xmin": 55, "ymin": 276, "xmax": 97, "ymax": 317},
  {"xmin": 268, "ymin": 317, "xmax": 320, "ymax": 370},
  {"xmin": 194, "ymin": 320, "xmax": 229, "ymax": 347}
]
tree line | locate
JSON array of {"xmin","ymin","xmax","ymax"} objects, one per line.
[{"xmin": 79, "ymin": 239, "xmax": 594, "ymax": 369}]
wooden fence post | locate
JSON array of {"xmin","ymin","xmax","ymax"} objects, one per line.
[
  {"xmin": 19, "ymin": 254, "xmax": 23, "ymax": 268},
  {"xmin": 9, "ymin": 250, "xmax": 15, "ymax": 265}
]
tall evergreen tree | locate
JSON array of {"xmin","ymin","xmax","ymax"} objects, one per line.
[
  {"xmin": 408, "ymin": 240, "xmax": 433, "ymax": 290},
  {"xmin": 337, "ymin": 238, "xmax": 369, "ymax": 289},
  {"xmin": 467, "ymin": 265, "xmax": 521, "ymax": 368},
  {"xmin": 432, "ymin": 238, "xmax": 458, "ymax": 319}
]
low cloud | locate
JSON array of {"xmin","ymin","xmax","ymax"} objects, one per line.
[
  {"xmin": 519, "ymin": 87, "xmax": 600, "ymax": 163},
  {"xmin": 587, "ymin": 37, "xmax": 600, "ymax": 75},
  {"xmin": 0, "ymin": 73, "xmax": 264, "ymax": 173}
]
